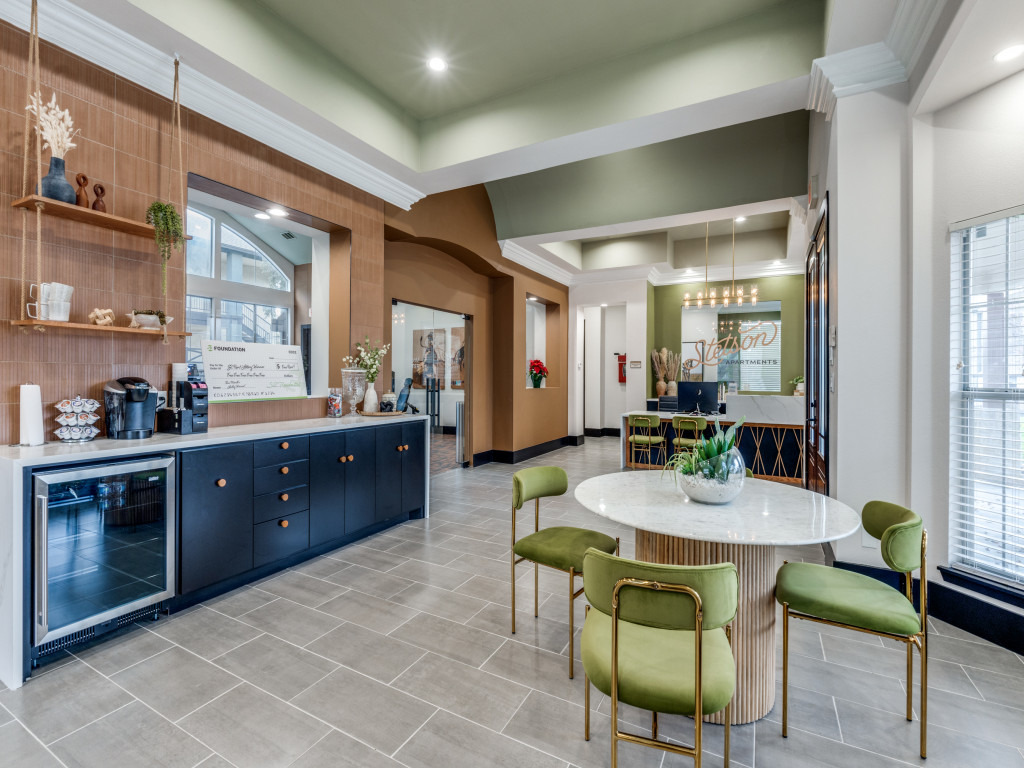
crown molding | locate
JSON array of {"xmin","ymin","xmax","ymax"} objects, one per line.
[
  {"xmin": 500, "ymin": 241, "xmax": 575, "ymax": 286},
  {"xmin": 0, "ymin": 0, "xmax": 425, "ymax": 210},
  {"xmin": 887, "ymin": 0, "xmax": 948, "ymax": 78},
  {"xmin": 807, "ymin": 42, "xmax": 907, "ymax": 120}
]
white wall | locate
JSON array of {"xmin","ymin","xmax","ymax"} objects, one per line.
[
  {"xmin": 602, "ymin": 305, "xmax": 628, "ymax": 427},
  {"xmin": 525, "ymin": 301, "xmax": 547, "ymax": 388},
  {"xmin": 583, "ymin": 306, "xmax": 603, "ymax": 430}
]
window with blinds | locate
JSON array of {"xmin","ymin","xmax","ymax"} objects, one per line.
[
  {"xmin": 949, "ymin": 214, "xmax": 1024, "ymax": 588},
  {"xmin": 739, "ymin": 320, "xmax": 782, "ymax": 391}
]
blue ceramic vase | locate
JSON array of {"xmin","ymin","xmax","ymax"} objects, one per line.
[{"xmin": 39, "ymin": 157, "xmax": 76, "ymax": 204}]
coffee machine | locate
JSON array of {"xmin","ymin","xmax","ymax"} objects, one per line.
[{"xmin": 103, "ymin": 377, "xmax": 158, "ymax": 439}]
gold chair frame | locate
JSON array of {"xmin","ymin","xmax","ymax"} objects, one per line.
[
  {"xmin": 780, "ymin": 531, "xmax": 928, "ymax": 759},
  {"xmin": 584, "ymin": 578, "xmax": 734, "ymax": 768},
  {"xmin": 670, "ymin": 416, "xmax": 705, "ymax": 459},
  {"xmin": 627, "ymin": 414, "xmax": 664, "ymax": 469},
  {"xmin": 510, "ymin": 496, "xmax": 619, "ymax": 678}
]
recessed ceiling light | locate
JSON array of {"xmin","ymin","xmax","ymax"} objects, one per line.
[
  {"xmin": 773, "ymin": 260, "xmax": 782, "ymax": 266},
  {"xmin": 600, "ymin": 303, "xmax": 608, "ymax": 307},
  {"xmin": 427, "ymin": 57, "xmax": 448, "ymax": 72},
  {"xmin": 684, "ymin": 269, "xmax": 695, "ymax": 276},
  {"xmin": 267, "ymin": 207, "xmax": 287, "ymax": 217},
  {"xmin": 995, "ymin": 44, "xmax": 1024, "ymax": 62},
  {"xmin": 735, "ymin": 216, "xmax": 747, "ymax": 223},
  {"xmin": 528, "ymin": 296, "xmax": 538, "ymax": 301},
  {"xmin": 254, "ymin": 213, "xmax": 271, "ymax": 220}
]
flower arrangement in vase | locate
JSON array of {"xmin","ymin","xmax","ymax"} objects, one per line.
[
  {"xmin": 27, "ymin": 92, "xmax": 80, "ymax": 205},
  {"xmin": 343, "ymin": 336, "xmax": 391, "ymax": 412},
  {"xmin": 528, "ymin": 359, "xmax": 548, "ymax": 388},
  {"xmin": 664, "ymin": 417, "xmax": 746, "ymax": 504}
]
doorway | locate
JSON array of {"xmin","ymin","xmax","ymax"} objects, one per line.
[
  {"xmin": 391, "ymin": 301, "xmax": 470, "ymax": 475},
  {"xmin": 804, "ymin": 195, "xmax": 829, "ymax": 494}
]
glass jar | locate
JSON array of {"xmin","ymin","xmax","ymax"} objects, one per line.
[
  {"xmin": 327, "ymin": 388, "xmax": 343, "ymax": 417},
  {"xmin": 675, "ymin": 446, "xmax": 746, "ymax": 504},
  {"xmin": 340, "ymin": 368, "xmax": 366, "ymax": 418}
]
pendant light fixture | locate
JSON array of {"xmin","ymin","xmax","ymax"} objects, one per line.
[
  {"xmin": 683, "ymin": 222, "xmax": 710, "ymax": 309},
  {"xmin": 682, "ymin": 217, "xmax": 758, "ymax": 308}
]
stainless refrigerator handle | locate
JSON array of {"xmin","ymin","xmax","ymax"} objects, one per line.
[{"xmin": 35, "ymin": 494, "xmax": 48, "ymax": 638}]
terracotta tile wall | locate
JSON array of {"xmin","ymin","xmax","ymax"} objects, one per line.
[{"xmin": 0, "ymin": 21, "xmax": 385, "ymax": 442}]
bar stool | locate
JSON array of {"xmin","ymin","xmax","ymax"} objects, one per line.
[
  {"xmin": 627, "ymin": 413, "xmax": 664, "ymax": 468},
  {"xmin": 670, "ymin": 415, "xmax": 707, "ymax": 458}
]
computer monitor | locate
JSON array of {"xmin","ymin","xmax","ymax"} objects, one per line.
[{"xmin": 676, "ymin": 381, "xmax": 719, "ymax": 415}]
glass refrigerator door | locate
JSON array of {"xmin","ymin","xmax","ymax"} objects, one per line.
[{"xmin": 34, "ymin": 456, "xmax": 175, "ymax": 646}]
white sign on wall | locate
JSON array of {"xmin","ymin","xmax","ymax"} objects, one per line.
[{"xmin": 202, "ymin": 341, "xmax": 306, "ymax": 403}]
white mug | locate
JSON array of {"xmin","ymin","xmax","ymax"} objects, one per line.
[
  {"xmin": 26, "ymin": 301, "xmax": 49, "ymax": 320},
  {"xmin": 29, "ymin": 283, "xmax": 52, "ymax": 303},
  {"xmin": 53, "ymin": 283, "xmax": 73, "ymax": 301},
  {"xmin": 48, "ymin": 301, "xmax": 71, "ymax": 322}
]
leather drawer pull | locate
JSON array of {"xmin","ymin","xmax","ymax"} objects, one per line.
[
  {"xmin": 348, "ymin": 454, "xmax": 354, "ymax": 462},
  {"xmin": 280, "ymin": 466, "xmax": 289, "ymax": 475},
  {"xmin": 280, "ymin": 493, "xmax": 289, "ymax": 502},
  {"xmin": 281, "ymin": 441, "xmax": 289, "ymax": 450},
  {"xmin": 396, "ymin": 445, "xmax": 404, "ymax": 452},
  {"xmin": 404, "ymin": 444, "xmax": 409, "ymax": 450},
  {"xmin": 279, "ymin": 519, "xmax": 289, "ymax": 528},
  {"xmin": 339, "ymin": 456, "xmax": 347, "ymax": 463},
  {"xmin": 216, "ymin": 478, "xmax": 227, "ymax": 487}
]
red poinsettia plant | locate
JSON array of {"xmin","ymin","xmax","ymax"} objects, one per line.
[{"xmin": 529, "ymin": 359, "xmax": 548, "ymax": 388}]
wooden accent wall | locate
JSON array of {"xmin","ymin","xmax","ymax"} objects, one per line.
[{"xmin": 0, "ymin": 21, "xmax": 385, "ymax": 442}]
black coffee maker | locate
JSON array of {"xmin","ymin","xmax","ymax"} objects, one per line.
[{"xmin": 103, "ymin": 377, "xmax": 158, "ymax": 439}]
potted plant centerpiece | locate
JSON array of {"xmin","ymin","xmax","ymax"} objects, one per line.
[
  {"xmin": 791, "ymin": 375, "xmax": 806, "ymax": 396},
  {"xmin": 529, "ymin": 359, "xmax": 548, "ymax": 388},
  {"xmin": 343, "ymin": 336, "xmax": 391, "ymax": 412},
  {"xmin": 664, "ymin": 417, "xmax": 746, "ymax": 504}
]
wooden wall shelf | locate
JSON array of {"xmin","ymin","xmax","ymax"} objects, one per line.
[
  {"xmin": 12, "ymin": 195, "xmax": 159, "ymax": 238},
  {"xmin": 10, "ymin": 320, "xmax": 190, "ymax": 337}
]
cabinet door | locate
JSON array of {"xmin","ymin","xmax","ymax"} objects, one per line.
[
  {"xmin": 308, "ymin": 432, "xmax": 346, "ymax": 546},
  {"xmin": 344, "ymin": 428, "xmax": 377, "ymax": 534},
  {"xmin": 179, "ymin": 443, "xmax": 253, "ymax": 594},
  {"xmin": 375, "ymin": 424, "xmax": 403, "ymax": 522},
  {"xmin": 402, "ymin": 421, "xmax": 426, "ymax": 514}
]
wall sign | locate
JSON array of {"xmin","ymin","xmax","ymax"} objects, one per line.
[
  {"xmin": 202, "ymin": 341, "xmax": 307, "ymax": 403},
  {"xmin": 629, "ymin": 361, "xmax": 642, "ymax": 368},
  {"xmin": 683, "ymin": 320, "xmax": 779, "ymax": 370}
]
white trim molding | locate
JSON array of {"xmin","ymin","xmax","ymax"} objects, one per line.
[
  {"xmin": 0, "ymin": 0, "xmax": 425, "ymax": 209},
  {"xmin": 500, "ymin": 241, "xmax": 575, "ymax": 286},
  {"xmin": 807, "ymin": 42, "xmax": 907, "ymax": 120}
]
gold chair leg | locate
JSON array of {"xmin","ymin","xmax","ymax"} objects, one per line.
[
  {"xmin": 651, "ymin": 711, "xmax": 658, "ymax": 739},
  {"xmin": 510, "ymin": 553, "xmax": 516, "ymax": 635},
  {"xmin": 921, "ymin": 634, "xmax": 928, "ymax": 759},
  {"xmin": 610, "ymin": 688, "xmax": 618, "ymax": 768},
  {"xmin": 906, "ymin": 639, "xmax": 913, "ymax": 721},
  {"xmin": 724, "ymin": 700, "xmax": 732, "ymax": 768},
  {"xmin": 615, "ymin": 537, "xmax": 620, "ymax": 556},
  {"xmin": 568, "ymin": 567, "xmax": 575, "ymax": 679},
  {"xmin": 534, "ymin": 563, "xmax": 539, "ymax": 618},
  {"xmin": 584, "ymin": 671, "xmax": 591, "ymax": 741},
  {"xmin": 782, "ymin": 602, "xmax": 789, "ymax": 738}
]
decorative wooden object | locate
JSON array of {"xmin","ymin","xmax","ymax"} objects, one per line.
[
  {"xmin": 91, "ymin": 183, "xmax": 106, "ymax": 212},
  {"xmin": 635, "ymin": 530, "xmax": 776, "ymax": 725},
  {"xmin": 75, "ymin": 173, "xmax": 89, "ymax": 207},
  {"xmin": 10, "ymin": 320, "xmax": 190, "ymax": 337}
]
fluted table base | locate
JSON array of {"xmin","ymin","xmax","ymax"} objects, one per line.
[{"xmin": 635, "ymin": 530, "xmax": 776, "ymax": 725}]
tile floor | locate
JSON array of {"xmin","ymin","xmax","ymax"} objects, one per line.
[{"xmin": 2, "ymin": 438, "xmax": 1024, "ymax": 767}]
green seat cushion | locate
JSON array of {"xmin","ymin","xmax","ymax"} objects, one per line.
[
  {"xmin": 628, "ymin": 435, "xmax": 664, "ymax": 445},
  {"xmin": 776, "ymin": 562, "xmax": 921, "ymax": 636},
  {"xmin": 513, "ymin": 527, "xmax": 617, "ymax": 573},
  {"xmin": 582, "ymin": 608, "xmax": 735, "ymax": 716},
  {"xmin": 672, "ymin": 437, "xmax": 698, "ymax": 448}
]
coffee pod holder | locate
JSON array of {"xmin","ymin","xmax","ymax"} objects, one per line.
[{"xmin": 53, "ymin": 394, "xmax": 102, "ymax": 443}]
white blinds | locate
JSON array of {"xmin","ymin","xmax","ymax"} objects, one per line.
[
  {"xmin": 949, "ymin": 215, "xmax": 1024, "ymax": 587},
  {"xmin": 739, "ymin": 320, "xmax": 782, "ymax": 392}
]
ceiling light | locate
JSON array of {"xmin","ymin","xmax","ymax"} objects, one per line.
[
  {"xmin": 427, "ymin": 57, "xmax": 448, "ymax": 72},
  {"xmin": 773, "ymin": 260, "xmax": 781, "ymax": 266},
  {"xmin": 734, "ymin": 216, "xmax": 746, "ymax": 223},
  {"xmin": 600, "ymin": 303, "xmax": 608, "ymax": 307},
  {"xmin": 995, "ymin": 44, "xmax": 1024, "ymax": 63},
  {"xmin": 267, "ymin": 207, "xmax": 287, "ymax": 217},
  {"xmin": 254, "ymin": 213, "xmax": 271, "ymax": 220},
  {"xmin": 528, "ymin": 296, "xmax": 538, "ymax": 301}
]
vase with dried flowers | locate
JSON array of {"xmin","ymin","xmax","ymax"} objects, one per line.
[
  {"xmin": 651, "ymin": 348, "xmax": 668, "ymax": 397},
  {"xmin": 27, "ymin": 92, "xmax": 79, "ymax": 205},
  {"xmin": 665, "ymin": 350, "xmax": 681, "ymax": 396}
]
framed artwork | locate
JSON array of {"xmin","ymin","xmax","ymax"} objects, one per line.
[
  {"xmin": 412, "ymin": 328, "xmax": 445, "ymax": 389},
  {"xmin": 450, "ymin": 327, "xmax": 466, "ymax": 389}
]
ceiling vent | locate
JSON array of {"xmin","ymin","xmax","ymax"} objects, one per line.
[{"xmin": 281, "ymin": 231, "xmax": 296, "ymax": 240}]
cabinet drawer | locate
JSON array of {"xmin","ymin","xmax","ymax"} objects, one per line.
[
  {"xmin": 253, "ymin": 510, "xmax": 309, "ymax": 567},
  {"xmin": 254, "ymin": 459, "xmax": 309, "ymax": 496},
  {"xmin": 254, "ymin": 436, "xmax": 309, "ymax": 467},
  {"xmin": 254, "ymin": 485, "xmax": 309, "ymax": 525}
]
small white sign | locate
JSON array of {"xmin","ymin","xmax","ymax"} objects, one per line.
[{"xmin": 202, "ymin": 341, "xmax": 306, "ymax": 403}]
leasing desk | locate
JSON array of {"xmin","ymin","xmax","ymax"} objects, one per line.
[{"xmin": 620, "ymin": 394, "xmax": 805, "ymax": 483}]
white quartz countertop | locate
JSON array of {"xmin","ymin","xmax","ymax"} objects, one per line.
[
  {"xmin": 574, "ymin": 472, "xmax": 860, "ymax": 546},
  {"xmin": 722, "ymin": 394, "xmax": 804, "ymax": 426},
  {"xmin": 0, "ymin": 414, "xmax": 429, "ymax": 468}
]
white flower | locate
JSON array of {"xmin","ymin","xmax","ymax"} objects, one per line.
[
  {"xmin": 342, "ymin": 336, "xmax": 391, "ymax": 384},
  {"xmin": 26, "ymin": 91, "xmax": 80, "ymax": 160}
]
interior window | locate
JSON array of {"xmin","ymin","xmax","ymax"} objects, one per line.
[
  {"xmin": 185, "ymin": 208, "xmax": 213, "ymax": 277},
  {"xmin": 220, "ymin": 225, "xmax": 290, "ymax": 291}
]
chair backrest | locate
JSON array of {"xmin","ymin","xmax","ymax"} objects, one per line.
[
  {"xmin": 628, "ymin": 412, "xmax": 659, "ymax": 429},
  {"xmin": 672, "ymin": 415, "xmax": 707, "ymax": 434},
  {"xmin": 583, "ymin": 549, "xmax": 737, "ymax": 630},
  {"xmin": 862, "ymin": 500, "xmax": 924, "ymax": 573},
  {"xmin": 512, "ymin": 466, "xmax": 568, "ymax": 510}
]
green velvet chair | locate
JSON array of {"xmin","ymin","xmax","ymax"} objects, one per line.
[
  {"xmin": 745, "ymin": 467, "xmax": 753, "ymax": 478},
  {"xmin": 581, "ymin": 549, "xmax": 738, "ymax": 768},
  {"xmin": 671, "ymin": 415, "xmax": 707, "ymax": 455},
  {"xmin": 775, "ymin": 501, "xmax": 927, "ymax": 758},
  {"xmin": 511, "ymin": 467, "xmax": 618, "ymax": 678},
  {"xmin": 627, "ymin": 412, "xmax": 664, "ymax": 468}
]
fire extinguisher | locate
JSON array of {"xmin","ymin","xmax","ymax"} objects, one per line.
[{"xmin": 617, "ymin": 354, "xmax": 627, "ymax": 383}]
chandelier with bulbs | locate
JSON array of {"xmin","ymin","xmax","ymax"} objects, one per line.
[{"xmin": 683, "ymin": 219, "xmax": 758, "ymax": 308}]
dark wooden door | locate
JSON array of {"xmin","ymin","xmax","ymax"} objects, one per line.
[
  {"xmin": 179, "ymin": 443, "xmax": 254, "ymax": 594},
  {"xmin": 344, "ymin": 427, "xmax": 377, "ymax": 534},
  {"xmin": 375, "ymin": 424, "xmax": 404, "ymax": 522},
  {"xmin": 402, "ymin": 422, "xmax": 426, "ymax": 515},
  {"xmin": 308, "ymin": 432, "xmax": 346, "ymax": 546},
  {"xmin": 805, "ymin": 195, "xmax": 829, "ymax": 495}
]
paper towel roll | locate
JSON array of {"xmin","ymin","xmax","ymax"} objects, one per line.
[{"xmin": 19, "ymin": 384, "xmax": 43, "ymax": 446}]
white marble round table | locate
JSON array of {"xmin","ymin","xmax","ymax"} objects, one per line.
[{"xmin": 575, "ymin": 472, "xmax": 861, "ymax": 724}]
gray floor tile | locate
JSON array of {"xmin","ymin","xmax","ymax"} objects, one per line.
[
  {"xmin": 388, "ymin": 539, "xmax": 463, "ymax": 566},
  {"xmin": 204, "ymin": 585, "xmax": 278, "ymax": 618},
  {"xmin": 111, "ymin": 647, "xmax": 240, "ymax": 722},
  {"xmin": 0, "ymin": 721, "xmax": 64, "ymax": 767},
  {"xmin": 71, "ymin": 624, "xmax": 173, "ymax": 676},
  {"xmin": 292, "ymin": 666, "xmax": 436, "ymax": 754},
  {"xmin": 324, "ymin": 563, "xmax": 415, "ymax": 598},
  {"xmin": 289, "ymin": 555, "xmax": 352, "ymax": 580},
  {"xmin": 482, "ymin": 638, "xmax": 587, "ymax": 705},
  {"xmin": 306, "ymin": 622, "xmax": 424, "ymax": 682},
  {"xmin": 289, "ymin": 729, "xmax": 405, "ymax": 767},
  {"xmin": 315, "ymin": 589, "xmax": 418, "ymax": 634},
  {"xmin": 432, "ymin": 520, "xmax": 505, "ymax": 541},
  {"xmin": 390, "ymin": 581, "xmax": 489, "ymax": 623},
  {"xmin": 50, "ymin": 700, "xmax": 211, "ymax": 768},
  {"xmin": 235, "ymin": 598, "xmax": 342, "ymax": 646},
  {"xmin": 391, "ymin": 559, "xmax": 476, "ymax": 590},
  {"xmin": 470, "ymin": 601, "xmax": 573, "ymax": 655},
  {"xmin": 458, "ymin": 573, "xmax": 550, "ymax": 607},
  {"xmin": 928, "ymin": 634, "xmax": 1024, "ymax": 679},
  {"xmin": 0, "ymin": 660, "xmax": 133, "ymax": 744},
  {"xmin": 213, "ymin": 634, "xmax": 338, "ymax": 700},
  {"xmin": 331, "ymin": 543, "xmax": 411, "ymax": 572},
  {"xmin": 254, "ymin": 570, "xmax": 349, "ymax": 608},
  {"xmin": 965, "ymin": 664, "xmax": 1024, "ymax": 710},
  {"xmin": 393, "ymin": 652, "xmax": 531, "ymax": 731},
  {"xmin": 194, "ymin": 756, "xmax": 235, "ymax": 768},
  {"xmin": 151, "ymin": 605, "xmax": 262, "ymax": 659},
  {"xmin": 180, "ymin": 683, "xmax": 330, "ymax": 768},
  {"xmin": 910, "ymin": 682, "xmax": 1024, "ymax": 749},
  {"xmin": 783, "ymin": 651, "xmax": 907, "ymax": 716},
  {"xmin": 396, "ymin": 709, "xmax": 565, "ymax": 768},
  {"xmin": 434, "ymin": 534, "xmax": 510, "ymax": 560},
  {"xmin": 753, "ymin": 722, "xmax": 906, "ymax": 768},
  {"xmin": 389, "ymin": 612, "xmax": 506, "ymax": 667},
  {"xmin": 760, "ymin": 682, "xmax": 842, "ymax": 740},
  {"xmin": 447, "ymin": 552, "xmax": 515, "ymax": 580}
]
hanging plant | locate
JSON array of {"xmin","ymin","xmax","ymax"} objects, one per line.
[{"xmin": 145, "ymin": 201, "xmax": 184, "ymax": 296}]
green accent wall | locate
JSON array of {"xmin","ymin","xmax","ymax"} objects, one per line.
[{"xmin": 652, "ymin": 273, "xmax": 805, "ymax": 395}]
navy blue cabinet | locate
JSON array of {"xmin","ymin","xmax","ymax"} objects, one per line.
[
  {"xmin": 402, "ymin": 422, "xmax": 426, "ymax": 515},
  {"xmin": 179, "ymin": 443, "xmax": 254, "ymax": 594},
  {"xmin": 343, "ymin": 428, "xmax": 377, "ymax": 534},
  {"xmin": 375, "ymin": 425, "xmax": 404, "ymax": 523}
]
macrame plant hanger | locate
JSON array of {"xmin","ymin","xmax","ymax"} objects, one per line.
[
  {"xmin": 161, "ymin": 57, "xmax": 185, "ymax": 345},
  {"xmin": 19, "ymin": 0, "xmax": 43, "ymax": 333}
]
